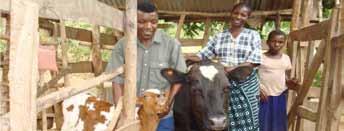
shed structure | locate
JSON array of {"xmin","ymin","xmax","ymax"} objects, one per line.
[{"xmin": 0, "ymin": 0, "xmax": 343, "ymax": 131}]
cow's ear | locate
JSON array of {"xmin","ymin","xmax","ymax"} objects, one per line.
[
  {"xmin": 227, "ymin": 66, "xmax": 253, "ymax": 82},
  {"xmin": 161, "ymin": 68, "xmax": 187, "ymax": 84}
]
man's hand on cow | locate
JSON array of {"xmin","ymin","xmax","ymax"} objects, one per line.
[
  {"xmin": 224, "ymin": 66, "xmax": 235, "ymax": 75},
  {"xmin": 157, "ymin": 104, "xmax": 171, "ymax": 118}
]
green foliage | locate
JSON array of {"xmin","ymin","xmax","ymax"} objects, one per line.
[
  {"xmin": 65, "ymin": 40, "xmax": 91, "ymax": 63},
  {"xmin": 65, "ymin": 21, "xmax": 92, "ymax": 30},
  {"xmin": 260, "ymin": 21, "xmax": 290, "ymax": 40},
  {"xmin": 312, "ymin": 70, "xmax": 323, "ymax": 88},
  {"xmin": 323, "ymin": 8, "xmax": 332, "ymax": 19},
  {"xmin": 0, "ymin": 21, "xmax": 6, "ymax": 52},
  {"xmin": 101, "ymin": 50, "xmax": 111, "ymax": 61},
  {"xmin": 0, "ymin": 40, "xmax": 6, "ymax": 52},
  {"xmin": 182, "ymin": 22, "xmax": 204, "ymax": 39}
]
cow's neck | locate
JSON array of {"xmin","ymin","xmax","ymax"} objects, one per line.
[{"xmin": 138, "ymin": 109, "xmax": 160, "ymax": 131}]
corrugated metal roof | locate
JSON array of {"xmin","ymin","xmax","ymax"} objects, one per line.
[{"xmin": 99, "ymin": 0, "xmax": 293, "ymax": 13}]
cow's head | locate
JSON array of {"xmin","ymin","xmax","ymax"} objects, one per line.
[
  {"xmin": 137, "ymin": 89, "xmax": 170, "ymax": 131},
  {"xmin": 161, "ymin": 60, "xmax": 230, "ymax": 130},
  {"xmin": 137, "ymin": 89, "xmax": 166, "ymax": 116}
]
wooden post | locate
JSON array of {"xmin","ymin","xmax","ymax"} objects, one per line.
[
  {"xmin": 52, "ymin": 22, "xmax": 64, "ymax": 130},
  {"xmin": 287, "ymin": 0, "xmax": 302, "ymax": 118},
  {"xmin": 0, "ymin": 13, "xmax": 10, "ymax": 117},
  {"xmin": 41, "ymin": 110, "xmax": 48, "ymax": 131},
  {"xmin": 326, "ymin": 2, "xmax": 344, "ymax": 130},
  {"xmin": 326, "ymin": 48, "xmax": 343, "ymax": 131},
  {"xmin": 123, "ymin": 0, "xmax": 137, "ymax": 123},
  {"xmin": 0, "ymin": 12, "xmax": 6, "ymax": 116},
  {"xmin": 91, "ymin": 25, "xmax": 105, "ymax": 99},
  {"xmin": 275, "ymin": 13, "xmax": 281, "ymax": 30},
  {"xmin": 60, "ymin": 20, "xmax": 70, "ymax": 86},
  {"xmin": 91, "ymin": 25, "xmax": 103, "ymax": 76},
  {"xmin": 0, "ymin": 12, "xmax": 9, "ymax": 131},
  {"xmin": 9, "ymin": 0, "xmax": 39, "ymax": 130},
  {"xmin": 202, "ymin": 18, "xmax": 211, "ymax": 47},
  {"xmin": 315, "ymin": 4, "xmax": 340, "ymax": 131},
  {"xmin": 292, "ymin": 1, "xmax": 313, "ymax": 129},
  {"xmin": 175, "ymin": 14, "xmax": 186, "ymax": 39}
]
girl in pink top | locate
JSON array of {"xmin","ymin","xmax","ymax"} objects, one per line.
[{"xmin": 258, "ymin": 30, "xmax": 299, "ymax": 131}]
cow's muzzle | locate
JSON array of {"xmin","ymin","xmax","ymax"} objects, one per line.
[{"xmin": 207, "ymin": 115, "xmax": 228, "ymax": 131}]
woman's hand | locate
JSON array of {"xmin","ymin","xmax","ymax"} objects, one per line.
[
  {"xmin": 260, "ymin": 90, "xmax": 268, "ymax": 102},
  {"xmin": 286, "ymin": 78, "xmax": 300, "ymax": 91}
]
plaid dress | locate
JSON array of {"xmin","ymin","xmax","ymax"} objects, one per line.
[{"xmin": 198, "ymin": 28, "xmax": 261, "ymax": 131}]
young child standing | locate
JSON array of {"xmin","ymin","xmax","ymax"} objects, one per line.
[{"xmin": 258, "ymin": 30, "xmax": 299, "ymax": 131}]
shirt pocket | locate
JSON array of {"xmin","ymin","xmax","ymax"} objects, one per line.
[{"xmin": 149, "ymin": 62, "xmax": 169, "ymax": 89}]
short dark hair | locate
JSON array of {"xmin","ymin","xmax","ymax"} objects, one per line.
[
  {"xmin": 231, "ymin": 2, "xmax": 252, "ymax": 16},
  {"xmin": 138, "ymin": 2, "xmax": 157, "ymax": 13},
  {"xmin": 267, "ymin": 30, "xmax": 286, "ymax": 41}
]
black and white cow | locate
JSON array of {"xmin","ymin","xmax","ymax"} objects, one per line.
[{"xmin": 161, "ymin": 60, "xmax": 253, "ymax": 131}]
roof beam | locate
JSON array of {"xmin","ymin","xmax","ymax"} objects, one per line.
[{"xmin": 158, "ymin": 9, "xmax": 292, "ymax": 17}]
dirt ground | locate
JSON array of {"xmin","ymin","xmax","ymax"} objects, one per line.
[{"xmin": 302, "ymin": 114, "xmax": 344, "ymax": 131}]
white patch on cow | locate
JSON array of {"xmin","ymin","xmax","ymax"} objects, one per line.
[
  {"xmin": 220, "ymin": 62, "xmax": 229, "ymax": 67},
  {"xmin": 199, "ymin": 65, "xmax": 218, "ymax": 81},
  {"xmin": 86, "ymin": 102, "xmax": 96, "ymax": 111},
  {"xmin": 61, "ymin": 93, "xmax": 91, "ymax": 131},
  {"xmin": 144, "ymin": 89, "xmax": 161, "ymax": 95},
  {"xmin": 187, "ymin": 65, "xmax": 193, "ymax": 71},
  {"xmin": 94, "ymin": 106, "xmax": 115, "ymax": 131}
]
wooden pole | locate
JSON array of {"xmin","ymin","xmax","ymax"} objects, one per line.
[
  {"xmin": 275, "ymin": 13, "xmax": 281, "ymax": 30},
  {"xmin": 106, "ymin": 97, "xmax": 123, "ymax": 131},
  {"xmin": 315, "ymin": 4, "xmax": 340, "ymax": 131},
  {"xmin": 0, "ymin": 12, "xmax": 6, "ymax": 116},
  {"xmin": 326, "ymin": 48, "xmax": 343, "ymax": 131},
  {"xmin": 91, "ymin": 25, "xmax": 103, "ymax": 76},
  {"xmin": 326, "ymin": 2, "xmax": 344, "ymax": 130},
  {"xmin": 52, "ymin": 23, "xmax": 64, "ymax": 130},
  {"xmin": 291, "ymin": 1, "xmax": 312, "ymax": 129},
  {"xmin": 287, "ymin": 0, "xmax": 302, "ymax": 126},
  {"xmin": 91, "ymin": 25, "xmax": 105, "ymax": 99},
  {"xmin": 202, "ymin": 18, "xmax": 211, "ymax": 47},
  {"xmin": 0, "ymin": 12, "xmax": 10, "ymax": 117},
  {"xmin": 123, "ymin": 0, "xmax": 137, "ymax": 123},
  {"xmin": 0, "ymin": 11, "xmax": 9, "ymax": 131},
  {"xmin": 175, "ymin": 14, "xmax": 186, "ymax": 39},
  {"xmin": 60, "ymin": 20, "xmax": 70, "ymax": 86},
  {"xmin": 9, "ymin": 0, "xmax": 39, "ymax": 130},
  {"xmin": 36, "ymin": 66, "xmax": 123, "ymax": 112},
  {"xmin": 157, "ymin": 9, "xmax": 292, "ymax": 17}
]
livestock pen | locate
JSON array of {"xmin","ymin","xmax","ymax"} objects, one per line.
[{"xmin": 0, "ymin": 0, "xmax": 343, "ymax": 130}]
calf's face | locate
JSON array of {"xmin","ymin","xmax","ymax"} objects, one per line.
[{"xmin": 161, "ymin": 61, "xmax": 230, "ymax": 130}]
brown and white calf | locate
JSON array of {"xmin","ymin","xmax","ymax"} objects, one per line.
[
  {"xmin": 62, "ymin": 93, "xmax": 115, "ymax": 131},
  {"xmin": 137, "ymin": 89, "xmax": 170, "ymax": 131},
  {"xmin": 62, "ymin": 89, "xmax": 170, "ymax": 131}
]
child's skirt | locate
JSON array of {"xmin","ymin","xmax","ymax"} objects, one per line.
[{"xmin": 259, "ymin": 91, "xmax": 287, "ymax": 131}]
